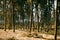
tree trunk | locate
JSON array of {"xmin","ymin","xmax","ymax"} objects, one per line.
[
  {"xmin": 54, "ymin": 0, "xmax": 57, "ymax": 40},
  {"xmin": 3, "ymin": 0, "xmax": 7, "ymax": 31},
  {"xmin": 37, "ymin": 14, "xmax": 39, "ymax": 32},
  {"xmin": 27, "ymin": 0, "xmax": 33, "ymax": 34},
  {"xmin": 11, "ymin": 0, "xmax": 15, "ymax": 32}
]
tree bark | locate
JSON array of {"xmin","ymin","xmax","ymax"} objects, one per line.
[
  {"xmin": 54, "ymin": 0, "xmax": 57, "ymax": 40},
  {"xmin": 3, "ymin": 0, "xmax": 7, "ymax": 31},
  {"xmin": 11, "ymin": 0, "xmax": 15, "ymax": 32}
]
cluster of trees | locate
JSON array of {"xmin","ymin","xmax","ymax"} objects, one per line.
[
  {"xmin": 0, "ymin": 0, "xmax": 59, "ymax": 40},
  {"xmin": 0, "ymin": 0, "xmax": 55, "ymax": 31}
]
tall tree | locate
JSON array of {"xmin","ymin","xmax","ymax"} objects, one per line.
[
  {"xmin": 3, "ymin": 0, "xmax": 7, "ymax": 31},
  {"xmin": 11, "ymin": 0, "xmax": 15, "ymax": 32},
  {"xmin": 54, "ymin": 0, "xmax": 57, "ymax": 40},
  {"xmin": 27, "ymin": 0, "xmax": 33, "ymax": 34}
]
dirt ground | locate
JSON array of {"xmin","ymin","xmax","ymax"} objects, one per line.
[{"xmin": 0, "ymin": 29, "xmax": 60, "ymax": 40}]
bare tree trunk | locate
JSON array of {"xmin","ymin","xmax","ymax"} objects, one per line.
[
  {"xmin": 27, "ymin": 0, "xmax": 32, "ymax": 34},
  {"xmin": 55, "ymin": 9, "xmax": 57, "ymax": 40},
  {"xmin": 36, "ymin": 3, "xmax": 40, "ymax": 32},
  {"xmin": 37, "ymin": 14, "xmax": 39, "ymax": 32},
  {"xmin": 29, "ymin": 7, "xmax": 31, "ymax": 34},
  {"xmin": 3, "ymin": 0, "xmax": 7, "ymax": 31},
  {"xmin": 11, "ymin": 0, "xmax": 15, "ymax": 32},
  {"xmin": 54, "ymin": 0, "xmax": 57, "ymax": 40}
]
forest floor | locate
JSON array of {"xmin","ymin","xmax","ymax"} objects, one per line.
[{"xmin": 0, "ymin": 29, "xmax": 60, "ymax": 40}]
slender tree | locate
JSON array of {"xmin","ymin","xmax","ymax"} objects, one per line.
[
  {"xmin": 3, "ymin": 0, "xmax": 7, "ymax": 31},
  {"xmin": 54, "ymin": 0, "xmax": 57, "ymax": 40},
  {"xmin": 27, "ymin": 0, "xmax": 33, "ymax": 34},
  {"xmin": 11, "ymin": 0, "xmax": 15, "ymax": 32}
]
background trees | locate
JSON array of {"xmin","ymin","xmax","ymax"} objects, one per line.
[{"xmin": 0, "ymin": 0, "xmax": 58, "ymax": 39}]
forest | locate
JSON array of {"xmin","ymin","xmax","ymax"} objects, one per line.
[{"xmin": 0, "ymin": 0, "xmax": 60, "ymax": 40}]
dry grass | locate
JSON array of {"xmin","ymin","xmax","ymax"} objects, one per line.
[
  {"xmin": 0, "ymin": 29, "xmax": 60, "ymax": 40},
  {"xmin": 7, "ymin": 37, "xmax": 18, "ymax": 40}
]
